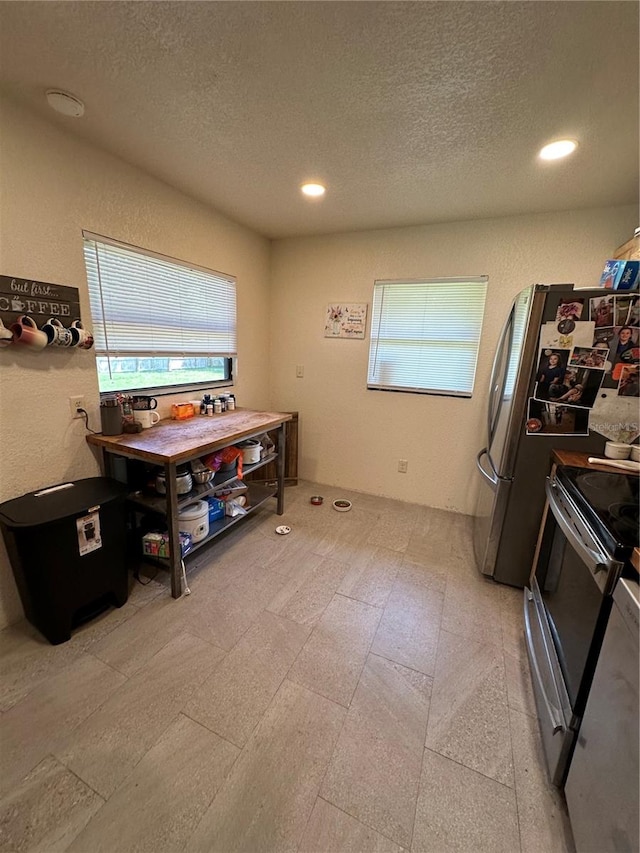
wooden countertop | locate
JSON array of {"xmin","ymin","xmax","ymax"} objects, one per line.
[
  {"xmin": 552, "ymin": 449, "xmax": 640, "ymax": 474},
  {"xmin": 86, "ymin": 408, "xmax": 292, "ymax": 465}
]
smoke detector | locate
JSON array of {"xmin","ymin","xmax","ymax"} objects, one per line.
[{"xmin": 46, "ymin": 90, "xmax": 85, "ymax": 118}]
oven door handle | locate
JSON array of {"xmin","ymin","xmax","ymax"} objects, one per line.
[
  {"xmin": 523, "ymin": 588, "xmax": 564, "ymax": 735},
  {"xmin": 545, "ymin": 479, "xmax": 616, "ymax": 579}
]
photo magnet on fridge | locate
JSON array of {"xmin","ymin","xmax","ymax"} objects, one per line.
[
  {"xmin": 611, "ymin": 325, "xmax": 640, "ymax": 368},
  {"xmin": 539, "ymin": 320, "xmax": 595, "ymax": 350},
  {"xmin": 548, "ymin": 366, "xmax": 605, "ymax": 409},
  {"xmin": 590, "ymin": 294, "xmax": 615, "ymax": 327},
  {"xmin": 555, "ymin": 299, "xmax": 584, "ymax": 323},
  {"xmin": 614, "ymin": 295, "xmax": 637, "ymax": 327},
  {"xmin": 568, "ymin": 347, "xmax": 607, "ymax": 369},
  {"xmin": 617, "ymin": 365, "xmax": 639, "ymax": 397},
  {"xmin": 533, "ymin": 349, "xmax": 570, "ymax": 402},
  {"xmin": 626, "ymin": 295, "xmax": 639, "ymax": 326},
  {"xmin": 526, "ymin": 398, "xmax": 589, "ymax": 436}
]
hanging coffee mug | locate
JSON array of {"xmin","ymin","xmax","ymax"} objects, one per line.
[
  {"xmin": 42, "ymin": 317, "xmax": 73, "ymax": 347},
  {"xmin": 0, "ymin": 319, "xmax": 13, "ymax": 348},
  {"xmin": 70, "ymin": 319, "xmax": 94, "ymax": 349},
  {"xmin": 10, "ymin": 316, "xmax": 48, "ymax": 351}
]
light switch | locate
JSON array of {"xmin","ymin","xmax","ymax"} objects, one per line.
[{"xmin": 296, "ymin": 365, "xmax": 304, "ymax": 378}]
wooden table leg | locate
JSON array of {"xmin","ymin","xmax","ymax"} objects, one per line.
[{"xmin": 276, "ymin": 423, "xmax": 286, "ymax": 515}]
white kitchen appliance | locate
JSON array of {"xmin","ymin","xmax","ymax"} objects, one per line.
[
  {"xmin": 472, "ymin": 283, "xmax": 638, "ymax": 588},
  {"xmin": 177, "ymin": 500, "xmax": 209, "ymax": 543}
]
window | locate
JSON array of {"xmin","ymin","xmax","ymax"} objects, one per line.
[
  {"xmin": 83, "ymin": 233, "xmax": 236, "ymax": 394},
  {"xmin": 367, "ymin": 277, "xmax": 488, "ymax": 397}
]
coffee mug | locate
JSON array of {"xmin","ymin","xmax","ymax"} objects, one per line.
[
  {"xmin": 132, "ymin": 395, "xmax": 158, "ymax": 410},
  {"xmin": 70, "ymin": 319, "xmax": 94, "ymax": 350},
  {"xmin": 10, "ymin": 315, "xmax": 48, "ymax": 351},
  {"xmin": 0, "ymin": 319, "xmax": 13, "ymax": 347},
  {"xmin": 42, "ymin": 317, "xmax": 73, "ymax": 347},
  {"xmin": 134, "ymin": 410, "xmax": 160, "ymax": 429}
]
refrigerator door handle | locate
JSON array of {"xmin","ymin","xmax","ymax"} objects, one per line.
[
  {"xmin": 476, "ymin": 448, "xmax": 498, "ymax": 487},
  {"xmin": 477, "ymin": 448, "xmax": 511, "ymax": 486},
  {"xmin": 487, "ymin": 305, "xmax": 515, "ymax": 447}
]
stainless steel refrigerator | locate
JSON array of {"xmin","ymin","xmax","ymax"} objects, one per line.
[{"xmin": 473, "ymin": 283, "xmax": 611, "ymax": 587}]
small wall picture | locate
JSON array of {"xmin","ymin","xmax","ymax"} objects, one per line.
[{"xmin": 324, "ymin": 303, "xmax": 368, "ymax": 338}]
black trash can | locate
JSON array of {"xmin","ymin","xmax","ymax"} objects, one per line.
[{"xmin": 0, "ymin": 477, "xmax": 129, "ymax": 645}]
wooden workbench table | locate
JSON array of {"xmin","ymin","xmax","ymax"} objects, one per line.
[{"xmin": 87, "ymin": 409, "xmax": 292, "ymax": 597}]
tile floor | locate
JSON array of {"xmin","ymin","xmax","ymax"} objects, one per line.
[{"xmin": 0, "ymin": 482, "xmax": 576, "ymax": 852}]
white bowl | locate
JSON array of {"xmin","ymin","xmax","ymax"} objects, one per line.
[
  {"xmin": 630, "ymin": 445, "xmax": 640, "ymax": 463},
  {"xmin": 604, "ymin": 441, "xmax": 631, "ymax": 460}
]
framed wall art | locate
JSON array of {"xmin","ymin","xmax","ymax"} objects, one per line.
[{"xmin": 324, "ymin": 303, "xmax": 367, "ymax": 339}]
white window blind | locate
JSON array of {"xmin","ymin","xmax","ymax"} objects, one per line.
[
  {"xmin": 367, "ymin": 277, "xmax": 488, "ymax": 397},
  {"xmin": 83, "ymin": 233, "xmax": 237, "ymax": 359}
]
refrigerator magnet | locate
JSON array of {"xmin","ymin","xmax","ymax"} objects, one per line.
[{"xmin": 526, "ymin": 398, "xmax": 590, "ymax": 436}]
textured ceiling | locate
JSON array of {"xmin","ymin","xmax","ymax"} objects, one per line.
[{"xmin": 0, "ymin": 1, "xmax": 637, "ymax": 239}]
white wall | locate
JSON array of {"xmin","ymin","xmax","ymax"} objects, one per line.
[
  {"xmin": 269, "ymin": 206, "xmax": 636, "ymax": 512},
  {"xmin": 0, "ymin": 94, "xmax": 635, "ymax": 631},
  {"xmin": 0, "ymin": 95, "xmax": 271, "ymax": 629}
]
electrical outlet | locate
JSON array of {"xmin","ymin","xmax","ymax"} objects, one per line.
[
  {"xmin": 69, "ymin": 395, "xmax": 85, "ymax": 419},
  {"xmin": 296, "ymin": 365, "xmax": 304, "ymax": 378},
  {"xmin": 398, "ymin": 459, "xmax": 408, "ymax": 473}
]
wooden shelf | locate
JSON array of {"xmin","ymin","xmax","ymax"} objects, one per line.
[
  {"xmin": 127, "ymin": 453, "xmax": 277, "ymax": 514},
  {"xmin": 185, "ymin": 484, "xmax": 276, "ymax": 556},
  {"xmin": 244, "ymin": 411, "xmax": 298, "ymax": 486},
  {"xmin": 144, "ymin": 484, "xmax": 277, "ymax": 564}
]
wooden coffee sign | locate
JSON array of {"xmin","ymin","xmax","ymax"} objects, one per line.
[{"xmin": 0, "ymin": 275, "xmax": 81, "ymax": 327}]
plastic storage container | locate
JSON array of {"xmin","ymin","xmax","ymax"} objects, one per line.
[{"xmin": 0, "ymin": 478, "xmax": 129, "ymax": 645}]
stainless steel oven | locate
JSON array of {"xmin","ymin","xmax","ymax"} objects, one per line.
[{"xmin": 524, "ymin": 466, "xmax": 638, "ymax": 787}]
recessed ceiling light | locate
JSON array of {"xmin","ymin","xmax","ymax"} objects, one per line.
[
  {"xmin": 46, "ymin": 89, "xmax": 85, "ymax": 118},
  {"xmin": 301, "ymin": 183, "xmax": 326, "ymax": 197},
  {"xmin": 538, "ymin": 139, "xmax": 578, "ymax": 161}
]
